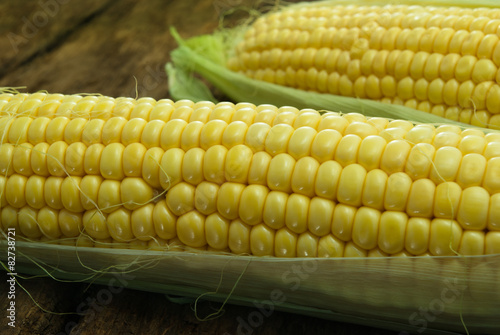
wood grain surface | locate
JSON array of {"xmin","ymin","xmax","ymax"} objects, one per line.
[{"xmin": 0, "ymin": 1, "xmax": 402, "ymax": 334}]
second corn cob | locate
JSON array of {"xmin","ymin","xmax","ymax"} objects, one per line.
[{"xmin": 227, "ymin": 2, "xmax": 500, "ymax": 129}]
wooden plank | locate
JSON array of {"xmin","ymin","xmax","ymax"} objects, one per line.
[{"xmin": 0, "ymin": 277, "xmax": 397, "ymax": 335}]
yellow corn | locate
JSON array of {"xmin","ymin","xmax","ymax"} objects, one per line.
[
  {"xmin": 1, "ymin": 92, "xmax": 500, "ymax": 257},
  {"xmin": 227, "ymin": 3, "xmax": 500, "ymax": 128}
]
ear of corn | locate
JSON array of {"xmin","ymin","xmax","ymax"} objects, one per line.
[
  {"xmin": 1, "ymin": 91, "xmax": 500, "ymax": 334},
  {"xmin": 1, "ymin": 91, "xmax": 499, "ymax": 258},
  {"xmin": 168, "ymin": 1, "xmax": 500, "ymax": 129}
]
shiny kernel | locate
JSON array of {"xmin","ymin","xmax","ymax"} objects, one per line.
[
  {"xmin": 245, "ymin": 123, "xmax": 271, "ymax": 152},
  {"xmin": 285, "ymin": 193, "xmax": 310, "ymax": 234},
  {"xmin": 238, "ymin": 184, "xmax": 268, "ymax": 226},
  {"xmin": 153, "ymin": 200, "xmax": 177, "ymax": 240},
  {"xmin": 97, "ymin": 179, "xmax": 121, "ymax": 213},
  {"xmin": 315, "ymin": 160, "xmax": 342, "ymax": 201},
  {"xmin": 344, "ymin": 122, "xmax": 378, "ymax": 139},
  {"xmin": 42, "ymin": 176, "xmax": 63, "ymax": 210},
  {"xmin": 107, "ymin": 208, "xmax": 134, "ymax": 242},
  {"xmin": 13, "ymin": 143, "xmax": 34, "ymax": 176},
  {"xmin": 267, "ymin": 153, "xmax": 295, "ymax": 193},
  {"xmin": 141, "ymin": 147, "xmax": 163, "ymax": 189},
  {"xmin": 317, "ymin": 115, "xmax": 349, "ymax": 133},
  {"xmin": 405, "ymin": 143, "xmax": 436, "ymax": 180},
  {"xmin": 25, "ymin": 175, "xmax": 45, "ymax": 209},
  {"xmin": 100, "ymin": 143, "xmax": 125, "ymax": 180},
  {"xmin": 141, "ymin": 120, "xmax": 165, "ymax": 149},
  {"xmin": 177, "ymin": 211, "xmax": 206, "ymax": 248},
  {"xmin": 429, "ymin": 219, "xmax": 462, "ymax": 256},
  {"xmin": 123, "ymin": 143, "xmax": 147, "ymax": 177},
  {"xmin": 362, "ymin": 169, "xmax": 388, "ymax": 211},
  {"xmin": 275, "ymin": 228, "xmax": 298, "ymax": 257},
  {"xmin": 405, "ymin": 217, "xmax": 430, "ymax": 255},
  {"xmin": 61, "ymin": 176, "xmax": 84, "ymax": 212},
  {"xmin": 121, "ymin": 177, "xmax": 154, "ymax": 210},
  {"xmin": 458, "ymin": 135, "xmax": 486, "ymax": 154},
  {"xmin": 102, "ymin": 117, "xmax": 128, "ymax": 145},
  {"xmin": 182, "ymin": 148, "xmax": 205, "ymax": 185},
  {"xmin": 6, "ymin": 174, "xmax": 28, "ymax": 208},
  {"xmin": 318, "ymin": 235, "xmax": 346, "ymax": 257},
  {"xmin": 457, "ymin": 153, "xmax": 486, "ymax": 189},
  {"xmin": 293, "ymin": 112, "xmax": 321, "ymax": 129},
  {"xmin": 200, "ymin": 120, "xmax": 227, "ymax": 150},
  {"xmin": 170, "ymin": 105, "xmax": 193, "ymax": 122},
  {"xmin": 228, "ymin": 219, "xmax": 251, "ymax": 254},
  {"xmin": 64, "ymin": 118, "xmax": 87, "ymax": 144},
  {"xmin": 180, "ymin": 121, "xmax": 204, "ymax": 151},
  {"xmin": 311, "ymin": 129, "xmax": 342, "ymax": 163},
  {"xmin": 203, "ymin": 145, "xmax": 227, "ymax": 185},
  {"xmin": 287, "ymin": 127, "xmax": 317, "ymax": 160},
  {"xmin": 224, "ymin": 144, "xmax": 252, "ymax": 183},
  {"xmin": 352, "ymin": 207, "xmax": 380, "ymax": 250},
  {"xmin": 160, "ymin": 119, "xmax": 188, "ymax": 150},
  {"xmin": 80, "ymin": 175, "xmax": 103, "ymax": 210},
  {"xmin": 484, "ymin": 157, "xmax": 500, "ymax": 194},
  {"xmin": 457, "ymin": 186, "xmax": 489, "ymax": 230},
  {"xmin": 82, "ymin": 119, "xmax": 105, "ymax": 146},
  {"xmin": 384, "ymin": 172, "xmax": 412, "ymax": 211},
  {"xmin": 406, "ymin": 179, "xmax": 435, "ymax": 218},
  {"xmin": 47, "ymin": 141, "xmax": 68, "ymax": 177},
  {"xmin": 82, "ymin": 209, "xmax": 111, "ymax": 239},
  {"xmin": 247, "ymin": 151, "xmax": 272, "ymax": 186},
  {"xmin": 485, "ymin": 232, "xmax": 500, "ymax": 254},
  {"xmin": 263, "ymin": 191, "xmax": 288, "ymax": 230},
  {"xmin": 459, "ymin": 230, "xmax": 485, "ymax": 255},
  {"xmin": 194, "ymin": 181, "xmax": 219, "ymax": 216},
  {"xmin": 27, "ymin": 117, "xmax": 50, "ymax": 145},
  {"xmin": 166, "ymin": 182, "xmax": 195, "ymax": 216},
  {"xmin": 250, "ymin": 224, "xmax": 275, "ymax": 256},
  {"xmin": 378, "ymin": 211, "xmax": 407, "ymax": 254},
  {"xmin": 9, "ymin": 116, "xmax": 33, "ymax": 144},
  {"xmin": 291, "ymin": 157, "xmax": 319, "ymax": 197},
  {"xmin": 440, "ymin": 54, "xmax": 461, "ymax": 82},
  {"xmin": 217, "ymin": 182, "xmax": 245, "ymax": 220},
  {"xmin": 18, "ymin": 206, "xmax": 41, "ymax": 238},
  {"xmin": 205, "ymin": 213, "xmax": 229, "ymax": 250},
  {"xmin": 65, "ymin": 142, "xmax": 86, "ymax": 176},
  {"xmin": 337, "ymin": 164, "xmax": 366, "ymax": 207},
  {"xmin": 433, "ymin": 181, "xmax": 462, "ymax": 219},
  {"xmin": 130, "ymin": 203, "xmax": 155, "ymax": 241},
  {"xmin": 380, "ymin": 140, "xmax": 412, "ymax": 174}
]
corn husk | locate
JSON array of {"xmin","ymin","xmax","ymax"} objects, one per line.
[
  {"xmin": 1, "ymin": 239, "xmax": 499, "ymax": 334},
  {"xmin": 167, "ymin": 0, "xmax": 500, "ymax": 129}
]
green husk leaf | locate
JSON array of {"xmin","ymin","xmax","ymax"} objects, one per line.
[
  {"xmin": 166, "ymin": 62, "xmax": 217, "ymax": 103},
  {"xmin": 3, "ymin": 240, "xmax": 500, "ymax": 334}
]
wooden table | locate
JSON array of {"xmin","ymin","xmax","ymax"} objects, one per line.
[{"xmin": 0, "ymin": 1, "xmax": 401, "ymax": 334}]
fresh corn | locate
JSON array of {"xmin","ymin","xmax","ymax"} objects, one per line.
[
  {"xmin": 1, "ymin": 92, "xmax": 499, "ymax": 257},
  {"xmin": 227, "ymin": 3, "xmax": 500, "ymax": 128}
]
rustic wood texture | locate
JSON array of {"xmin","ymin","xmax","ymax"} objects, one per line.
[{"xmin": 0, "ymin": 0, "xmax": 401, "ymax": 334}]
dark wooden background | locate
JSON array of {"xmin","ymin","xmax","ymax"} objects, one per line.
[{"xmin": 0, "ymin": 1, "xmax": 401, "ymax": 334}]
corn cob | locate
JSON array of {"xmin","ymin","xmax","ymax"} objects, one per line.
[
  {"xmin": 227, "ymin": 3, "xmax": 500, "ymax": 129},
  {"xmin": 1, "ymin": 92, "xmax": 499, "ymax": 257}
]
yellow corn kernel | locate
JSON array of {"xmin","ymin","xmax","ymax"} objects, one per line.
[
  {"xmin": 275, "ymin": 228, "xmax": 298, "ymax": 257},
  {"xmin": 153, "ymin": 200, "xmax": 177, "ymax": 240},
  {"xmin": 107, "ymin": 208, "xmax": 134, "ymax": 242},
  {"xmin": 177, "ymin": 210, "xmax": 207, "ymax": 248}
]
